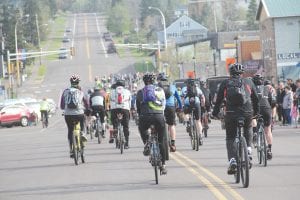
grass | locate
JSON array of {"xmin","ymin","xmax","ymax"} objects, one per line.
[
  {"xmin": 134, "ymin": 60, "xmax": 155, "ymax": 73},
  {"xmin": 37, "ymin": 65, "xmax": 46, "ymax": 79}
]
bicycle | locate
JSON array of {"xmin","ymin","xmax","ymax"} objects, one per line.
[
  {"xmin": 71, "ymin": 120, "xmax": 85, "ymax": 165},
  {"xmin": 94, "ymin": 112, "xmax": 103, "ymax": 144},
  {"xmin": 254, "ymin": 115, "xmax": 267, "ymax": 167},
  {"xmin": 41, "ymin": 111, "xmax": 48, "ymax": 128},
  {"xmin": 85, "ymin": 115, "xmax": 95, "ymax": 140},
  {"xmin": 201, "ymin": 110, "xmax": 209, "ymax": 138},
  {"xmin": 148, "ymin": 125, "xmax": 163, "ymax": 184},
  {"xmin": 234, "ymin": 117, "xmax": 250, "ymax": 188},
  {"xmin": 115, "ymin": 113, "xmax": 125, "ymax": 154},
  {"xmin": 186, "ymin": 98, "xmax": 201, "ymax": 151}
]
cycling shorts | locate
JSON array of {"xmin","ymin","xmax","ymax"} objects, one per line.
[
  {"xmin": 184, "ymin": 103, "xmax": 201, "ymax": 120},
  {"xmin": 164, "ymin": 106, "xmax": 176, "ymax": 125},
  {"xmin": 260, "ymin": 107, "xmax": 272, "ymax": 127}
]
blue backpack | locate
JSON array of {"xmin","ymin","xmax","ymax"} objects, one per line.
[{"xmin": 143, "ymin": 85, "xmax": 156, "ymax": 102}]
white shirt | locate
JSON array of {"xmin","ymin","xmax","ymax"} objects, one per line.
[{"xmin": 110, "ymin": 86, "xmax": 131, "ymax": 110}]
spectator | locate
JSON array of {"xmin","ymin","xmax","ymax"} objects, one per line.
[
  {"xmin": 287, "ymin": 78, "xmax": 297, "ymax": 92},
  {"xmin": 276, "ymin": 82, "xmax": 285, "ymax": 123},
  {"xmin": 282, "ymin": 86, "xmax": 293, "ymax": 125},
  {"xmin": 295, "ymin": 79, "xmax": 300, "ymax": 113},
  {"xmin": 290, "ymin": 100, "xmax": 299, "ymax": 128}
]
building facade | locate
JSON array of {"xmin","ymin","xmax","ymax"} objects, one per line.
[{"xmin": 256, "ymin": 0, "xmax": 300, "ymax": 83}]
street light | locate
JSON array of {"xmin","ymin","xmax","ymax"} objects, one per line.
[
  {"xmin": 234, "ymin": 35, "xmax": 238, "ymax": 63},
  {"xmin": 148, "ymin": 6, "xmax": 167, "ymax": 49},
  {"xmin": 193, "ymin": 56, "xmax": 196, "ymax": 78},
  {"xmin": 15, "ymin": 14, "xmax": 29, "ymax": 87},
  {"xmin": 36, "ymin": 14, "xmax": 48, "ymax": 65}
]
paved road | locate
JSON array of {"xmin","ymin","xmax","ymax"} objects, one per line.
[{"xmin": 1, "ymin": 13, "xmax": 300, "ymax": 200}]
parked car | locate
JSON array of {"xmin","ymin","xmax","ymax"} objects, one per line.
[
  {"xmin": 107, "ymin": 43, "xmax": 116, "ymax": 54},
  {"xmin": 24, "ymin": 102, "xmax": 41, "ymax": 122},
  {"xmin": 0, "ymin": 105, "xmax": 31, "ymax": 127},
  {"xmin": 65, "ymin": 28, "xmax": 72, "ymax": 33},
  {"xmin": 103, "ymin": 32, "xmax": 112, "ymax": 41},
  {"xmin": 59, "ymin": 48, "xmax": 68, "ymax": 59},
  {"xmin": 62, "ymin": 37, "xmax": 70, "ymax": 43}
]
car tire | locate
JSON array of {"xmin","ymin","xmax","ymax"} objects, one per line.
[{"xmin": 20, "ymin": 117, "xmax": 28, "ymax": 127}]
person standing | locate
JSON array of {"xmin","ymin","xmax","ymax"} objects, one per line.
[
  {"xmin": 276, "ymin": 82, "xmax": 286, "ymax": 124},
  {"xmin": 283, "ymin": 86, "xmax": 293, "ymax": 125}
]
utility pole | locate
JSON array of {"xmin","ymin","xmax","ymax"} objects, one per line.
[
  {"xmin": 0, "ymin": 23, "xmax": 4, "ymax": 78},
  {"xmin": 213, "ymin": 51, "xmax": 217, "ymax": 76}
]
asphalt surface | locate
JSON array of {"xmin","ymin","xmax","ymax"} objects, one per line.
[{"xmin": 1, "ymin": 13, "xmax": 300, "ymax": 200}]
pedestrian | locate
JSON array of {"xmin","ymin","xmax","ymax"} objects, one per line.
[
  {"xmin": 290, "ymin": 100, "xmax": 299, "ymax": 128},
  {"xmin": 276, "ymin": 82, "xmax": 285, "ymax": 124},
  {"xmin": 287, "ymin": 78, "xmax": 297, "ymax": 93},
  {"xmin": 282, "ymin": 86, "xmax": 293, "ymax": 125}
]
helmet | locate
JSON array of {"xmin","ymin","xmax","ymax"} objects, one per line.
[
  {"xmin": 264, "ymin": 80, "xmax": 271, "ymax": 86},
  {"xmin": 143, "ymin": 73, "xmax": 155, "ymax": 85},
  {"xmin": 229, "ymin": 63, "xmax": 244, "ymax": 76},
  {"xmin": 115, "ymin": 79, "xmax": 125, "ymax": 87},
  {"xmin": 185, "ymin": 78, "xmax": 195, "ymax": 87},
  {"xmin": 200, "ymin": 80, "xmax": 206, "ymax": 87},
  {"xmin": 70, "ymin": 74, "xmax": 80, "ymax": 84},
  {"xmin": 252, "ymin": 74, "xmax": 264, "ymax": 85},
  {"xmin": 157, "ymin": 72, "xmax": 167, "ymax": 81}
]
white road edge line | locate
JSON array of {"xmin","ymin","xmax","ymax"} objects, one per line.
[{"xmin": 95, "ymin": 13, "xmax": 108, "ymax": 58}]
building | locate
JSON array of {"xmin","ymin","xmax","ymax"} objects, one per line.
[
  {"xmin": 157, "ymin": 15, "xmax": 208, "ymax": 45},
  {"xmin": 256, "ymin": 0, "xmax": 300, "ymax": 83}
]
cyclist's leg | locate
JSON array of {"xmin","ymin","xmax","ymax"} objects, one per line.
[
  {"xmin": 64, "ymin": 115, "xmax": 75, "ymax": 154},
  {"xmin": 121, "ymin": 109, "xmax": 130, "ymax": 146},
  {"xmin": 194, "ymin": 103, "xmax": 203, "ymax": 135},
  {"xmin": 45, "ymin": 111, "xmax": 49, "ymax": 125},
  {"xmin": 109, "ymin": 109, "xmax": 117, "ymax": 142},
  {"xmin": 262, "ymin": 108, "xmax": 273, "ymax": 158},
  {"xmin": 155, "ymin": 114, "xmax": 168, "ymax": 174},
  {"xmin": 165, "ymin": 106, "xmax": 176, "ymax": 151},
  {"xmin": 225, "ymin": 115, "xmax": 238, "ymax": 174},
  {"xmin": 138, "ymin": 115, "xmax": 149, "ymax": 144}
]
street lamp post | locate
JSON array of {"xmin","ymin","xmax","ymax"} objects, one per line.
[
  {"xmin": 193, "ymin": 56, "xmax": 196, "ymax": 78},
  {"xmin": 234, "ymin": 36, "xmax": 238, "ymax": 63},
  {"xmin": 15, "ymin": 14, "xmax": 29, "ymax": 87},
  {"xmin": 35, "ymin": 14, "xmax": 48, "ymax": 65},
  {"xmin": 148, "ymin": 6, "xmax": 167, "ymax": 49}
]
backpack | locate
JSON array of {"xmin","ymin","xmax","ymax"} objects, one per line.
[
  {"xmin": 225, "ymin": 77, "xmax": 251, "ymax": 106},
  {"xmin": 186, "ymin": 85, "xmax": 198, "ymax": 98},
  {"xmin": 116, "ymin": 87, "xmax": 124, "ymax": 104},
  {"xmin": 65, "ymin": 88, "xmax": 81, "ymax": 109},
  {"xmin": 143, "ymin": 85, "xmax": 164, "ymax": 107},
  {"xmin": 158, "ymin": 82, "xmax": 172, "ymax": 99}
]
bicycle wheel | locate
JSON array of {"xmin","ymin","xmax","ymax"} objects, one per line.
[
  {"xmin": 96, "ymin": 120, "xmax": 102, "ymax": 144},
  {"xmin": 119, "ymin": 126, "xmax": 124, "ymax": 154},
  {"xmin": 240, "ymin": 136, "xmax": 249, "ymax": 188},
  {"xmin": 72, "ymin": 133, "xmax": 78, "ymax": 165},
  {"xmin": 234, "ymin": 141, "xmax": 240, "ymax": 184},
  {"xmin": 80, "ymin": 147, "xmax": 85, "ymax": 163},
  {"xmin": 194, "ymin": 122, "xmax": 199, "ymax": 151},
  {"xmin": 260, "ymin": 129, "xmax": 267, "ymax": 167},
  {"xmin": 152, "ymin": 143, "xmax": 159, "ymax": 184}
]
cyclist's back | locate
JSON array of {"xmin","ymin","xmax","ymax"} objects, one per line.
[
  {"xmin": 136, "ymin": 73, "xmax": 167, "ymax": 174},
  {"xmin": 212, "ymin": 64, "xmax": 259, "ymax": 175}
]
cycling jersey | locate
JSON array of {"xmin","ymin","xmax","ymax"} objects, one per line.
[
  {"xmin": 110, "ymin": 86, "xmax": 131, "ymax": 111},
  {"xmin": 40, "ymin": 100, "xmax": 50, "ymax": 111}
]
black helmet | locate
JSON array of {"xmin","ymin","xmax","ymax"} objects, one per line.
[
  {"xmin": 157, "ymin": 72, "xmax": 167, "ymax": 81},
  {"xmin": 264, "ymin": 80, "xmax": 271, "ymax": 86},
  {"xmin": 252, "ymin": 74, "xmax": 264, "ymax": 85},
  {"xmin": 115, "ymin": 79, "xmax": 125, "ymax": 87},
  {"xmin": 143, "ymin": 73, "xmax": 155, "ymax": 85},
  {"xmin": 229, "ymin": 63, "xmax": 244, "ymax": 76},
  {"xmin": 185, "ymin": 78, "xmax": 195, "ymax": 87},
  {"xmin": 70, "ymin": 74, "xmax": 80, "ymax": 85}
]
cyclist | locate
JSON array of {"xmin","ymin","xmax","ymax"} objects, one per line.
[
  {"xmin": 109, "ymin": 78, "xmax": 131, "ymax": 149},
  {"xmin": 200, "ymin": 81, "xmax": 212, "ymax": 130},
  {"xmin": 181, "ymin": 78, "xmax": 205, "ymax": 144},
  {"xmin": 136, "ymin": 73, "xmax": 167, "ymax": 174},
  {"xmin": 40, "ymin": 97, "xmax": 50, "ymax": 127},
  {"xmin": 212, "ymin": 63, "xmax": 259, "ymax": 174},
  {"xmin": 95, "ymin": 76, "xmax": 103, "ymax": 89},
  {"xmin": 60, "ymin": 74, "xmax": 88, "ymax": 157},
  {"xmin": 157, "ymin": 73, "xmax": 182, "ymax": 152},
  {"xmin": 130, "ymin": 86, "xmax": 138, "ymax": 120},
  {"xmin": 252, "ymin": 75, "xmax": 276, "ymax": 159},
  {"xmin": 90, "ymin": 87, "xmax": 106, "ymax": 138}
]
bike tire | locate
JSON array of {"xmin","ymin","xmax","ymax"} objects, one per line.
[
  {"xmin": 194, "ymin": 123, "xmax": 199, "ymax": 151},
  {"xmin": 72, "ymin": 133, "xmax": 78, "ymax": 165},
  {"xmin": 120, "ymin": 129, "xmax": 124, "ymax": 154},
  {"xmin": 234, "ymin": 142, "xmax": 240, "ymax": 184},
  {"xmin": 240, "ymin": 136, "xmax": 249, "ymax": 188},
  {"xmin": 257, "ymin": 130, "xmax": 262, "ymax": 164},
  {"xmin": 203, "ymin": 128, "xmax": 208, "ymax": 138},
  {"xmin": 261, "ymin": 129, "xmax": 268, "ymax": 167}
]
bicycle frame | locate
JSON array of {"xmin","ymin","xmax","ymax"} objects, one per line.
[
  {"xmin": 116, "ymin": 113, "xmax": 125, "ymax": 154},
  {"xmin": 72, "ymin": 121, "xmax": 84, "ymax": 165},
  {"xmin": 148, "ymin": 125, "xmax": 162, "ymax": 184}
]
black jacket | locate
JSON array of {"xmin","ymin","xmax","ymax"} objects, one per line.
[
  {"xmin": 212, "ymin": 76, "xmax": 259, "ymax": 117},
  {"xmin": 136, "ymin": 87, "xmax": 164, "ymax": 116}
]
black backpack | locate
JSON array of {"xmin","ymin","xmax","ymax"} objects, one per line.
[
  {"xmin": 186, "ymin": 84, "xmax": 198, "ymax": 98},
  {"xmin": 158, "ymin": 81, "xmax": 172, "ymax": 99},
  {"xmin": 225, "ymin": 77, "xmax": 250, "ymax": 106}
]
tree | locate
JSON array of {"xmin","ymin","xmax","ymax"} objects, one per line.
[
  {"xmin": 246, "ymin": 0, "xmax": 259, "ymax": 30},
  {"xmin": 107, "ymin": 2, "xmax": 132, "ymax": 36},
  {"xmin": 140, "ymin": 0, "xmax": 161, "ymax": 27}
]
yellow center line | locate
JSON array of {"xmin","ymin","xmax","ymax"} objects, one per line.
[
  {"xmin": 171, "ymin": 153, "xmax": 227, "ymax": 200},
  {"xmin": 175, "ymin": 151, "xmax": 245, "ymax": 200}
]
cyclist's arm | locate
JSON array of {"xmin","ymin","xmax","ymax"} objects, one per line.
[
  {"xmin": 60, "ymin": 90, "xmax": 66, "ymax": 110},
  {"xmin": 136, "ymin": 90, "xmax": 142, "ymax": 115},
  {"xmin": 174, "ymin": 90, "xmax": 182, "ymax": 109},
  {"xmin": 212, "ymin": 81, "xmax": 226, "ymax": 116},
  {"xmin": 249, "ymin": 81, "xmax": 260, "ymax": 116}
]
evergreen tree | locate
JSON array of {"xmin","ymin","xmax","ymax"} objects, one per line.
[
  {"xmin": 246, "ymin": 0, "xmax": 258, "ymax": 30},
  {"xmin": 140, "ymin": 0, "xmax": 161, "ymax": 26}
]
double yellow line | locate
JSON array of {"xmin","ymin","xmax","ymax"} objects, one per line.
[
  {"xmin": 84, "ymin": 17, "xmax": 92, "ymax": 82},
  {"xmin": 171, "ymin": 151, "xmax": 245, "ymax": 200}
]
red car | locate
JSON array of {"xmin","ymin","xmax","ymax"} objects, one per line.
[{"xmin": 0, "ymin": 105, "xmax": 31, "ymax": 127}]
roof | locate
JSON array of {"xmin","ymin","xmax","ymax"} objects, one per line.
[
  {"xmin": 256, "ymin": 0, "xmax": 300, "ymax": 20},
  {"xmin": 167, "ymin": 15, "xmax": 208, "ymax": 32}
]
